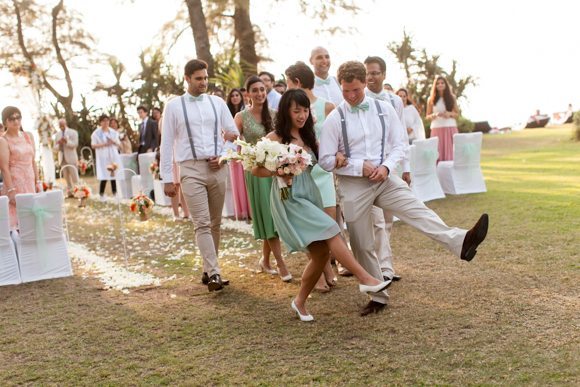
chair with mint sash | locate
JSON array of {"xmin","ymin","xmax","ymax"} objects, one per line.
[
  {"xmin": 409, "ymin": 137, "xmax": 446, "ymax": 202},
  {"xmin": 138, "ymin": 152, "xmax": 157, "ymax": 198},
  {"xmin": 436, "ymin": 132, "xmax": 487, "ymax": 195},
  {"xmin": 15, "ymin": 191, "xmax": 72, "ymax": 283},
  {"xmin": 0, "ymin": 196, "xmax": 21, "ymax": 286},
  {"xmin": 117, "ymin": 152, "xmax": 138, "ymax": 199}
]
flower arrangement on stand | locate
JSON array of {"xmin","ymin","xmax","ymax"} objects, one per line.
[
  {"xmin": 78, "ymin": 158, "xmax": 89, "ymax": 175},
  {"xmin": 73, "ymin": 182, "xmax": 91, "ymax": 207},
  {"xmin": 130, "ymin": 193, "xmax": 154, "ymax": 221},
  {"xmin": 106, "ymin": 162, "xmax": 118, "ymax": 177},
  {"xmin": 149, "ymin": 161, "xmax": 159, "ymax": 180},
  {"xmin": 220, "ymin": 138, "xmax": 312, "ymax": 200}
]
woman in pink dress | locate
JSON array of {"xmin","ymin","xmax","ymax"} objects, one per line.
[
  {"xmin": 0, "ymin": 106, "xmax": 41, "ymax": 230},
  {"xmin": 426, "ymin": 76, "xmax": 459, "ymax": 162},
  {"xmin": 226, "ymin": 88, "xmax": 250, "ymax": 220}
]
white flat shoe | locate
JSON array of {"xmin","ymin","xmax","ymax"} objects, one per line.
[
  {"xmin": 291, "ymin": 299, "xmax": 314, "ymax": 322},
  {"xmin": 258, "ymin": 258, "xmax": 277, "ymax": 275},
  {"xmin": 359, "ymin": 279, "xmax": 391, "ymax": 294}
]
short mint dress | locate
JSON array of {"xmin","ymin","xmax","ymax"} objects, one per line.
[
  {"xmin": 270, "ymin": 151, "xmax": 340, "ymax": 253},
  {"xmin": 310, "ymin": 97, "xmax": 337, "ymax": 208}
]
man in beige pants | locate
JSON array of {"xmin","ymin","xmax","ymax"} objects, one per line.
[
  {"xmin": 160, "ymin": 59, "xmax": 239, "ymax": 292},
  {"xmin": 319, "ymin": 61, "xmax": 489, "ymax": 315},
  {"xmin": 54, "ymin": 118, "xmax": 79, "ymax": 197}
]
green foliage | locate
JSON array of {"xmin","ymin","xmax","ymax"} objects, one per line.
[
  {"xmin": 211, "ymin": 50, "xmax": 253, "ymax": 92},
  {"xmin": 388, "ymin": 31, "xmax": 476, "ymax": 117},
  {"xmin": 573, "ymin": 111, "xmax": 580, "ymax": 141}
]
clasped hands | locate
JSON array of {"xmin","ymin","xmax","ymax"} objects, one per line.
[{"xmin": 335, "ymin": 152, "xmax": 388, "ymax": 182}]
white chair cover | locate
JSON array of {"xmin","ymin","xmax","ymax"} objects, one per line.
[
  {"xmin": 409, "ymin": 138, "xmax": 446, "ymax": 202},
  {"xmin": 117, "ymin": 152, "xmax": 138, "ymax": 199},
  {"xmin": 0, "ymin": 196, "xmax": 21, "ymax": 285},
  {"xmin": 153, "ymin": 180, "xmax": 172, "ymax": 206},
  {"xmin": 131, "ymin": 175, "xmax": 143, "ymax": 196},
  {"xmin": 437, "ymin": 132, "xmax": 487, "ymax": 195},
  {"xmin": 138, "ymin": 152, "xmax": 156, "ymax": 196},
  {"xmin": 15, "ymin": 191, "xmax": 73, "ymax": 283}
]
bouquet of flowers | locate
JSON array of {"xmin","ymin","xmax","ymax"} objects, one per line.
[
  {"xmin": 73, "ymin": 182, "xmax": 91, "ymax": 207},
  {"xmin": 106, "ymin": 162, "xmax": 118, "ymax": 177},
  {"xmin": 42, "ymin": 181, "xmax": 53, "ymax": 191},
  {"xmin": 221, "ymin": 138, "xmax": 312, "ymax": 200},
  {"xmin": 78, "ymin": 158, "xmax": 89, "ymax": 175},
  {"xmin": 130, "ymin": 193, "xmax": 154, "ymax": 221},
  {"xmin": 149, "ymin": 161, "xmax": 159, "ymax": 180}
]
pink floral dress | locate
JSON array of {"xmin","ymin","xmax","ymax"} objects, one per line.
[{"xmin": 2, "ymin": 133, "xmax": 36, "ymax": 229}]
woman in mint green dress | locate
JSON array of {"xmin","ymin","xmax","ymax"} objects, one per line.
[
  {"xmin": 252, "ymin": 90, "xmax": 389, "ymax": 322},
  {"xmin": 285, "ymin": 61, "xmax": 338, "ymax": 292},
  {"xmin": 234, "ymin": 76, "xmax": 291, "ymax": 281}
]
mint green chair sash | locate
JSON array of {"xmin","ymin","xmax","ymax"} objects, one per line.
[{"xmin": 20, "ymin": 203, "xmax": 59, "ymax": 267}]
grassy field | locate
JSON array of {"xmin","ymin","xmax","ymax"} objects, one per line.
[{"xmin": 0, "ymin": 125, "xmax": 578, "ymax": 385}]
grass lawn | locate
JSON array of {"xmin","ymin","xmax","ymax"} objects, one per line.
[{"xmin": 0, "ymin": 125, "xmax": 578, "ymax": 385}]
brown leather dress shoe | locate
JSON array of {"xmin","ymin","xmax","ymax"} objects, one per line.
[
  {"xmin": 461, "ymin": 214, "xmax": 489, "ymax": 261},
  {"xmin": 360, "ymin": 300, "xmax": 386, "ymax": 316},
  {"xmin": 207, "ymin": 274, "xmax": 224, "ymax": 292}
]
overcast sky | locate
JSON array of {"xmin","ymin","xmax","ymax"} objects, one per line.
[{"xmin": 2, "ymin": 0, "xmax": 578, "ymax": 130}]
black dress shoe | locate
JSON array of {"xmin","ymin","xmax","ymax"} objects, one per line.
[
  {"xmin": 382, "ymin": 274, "xmax": 402, "ymax": 283},
  {"xmin": 201, "ymin": 272, "xmax": 210, "ymax": 285},
  {"xmin": 392, "ymin": 275, "xmax": 401, "ymax": 281},
  {"xmin": 461, "ymin": 214, "xmax": 489, "ymax": 261},
  {"xmin": 207, "ymin": 274, "xmax": 224, "ymax": 292},
  {"xmin": 360, "ymin": 300, "xmax": 386, "ymax": 316}
]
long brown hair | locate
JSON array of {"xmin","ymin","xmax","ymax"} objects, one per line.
[
  {"xmin": 428, "ymin": 76, "xmax": 456, "ymax": 112},
  {"xmin": 245, "ymin": 75, "xmax": 273, "ymax": 133}
]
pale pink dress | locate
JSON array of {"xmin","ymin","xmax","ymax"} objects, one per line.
[
  {"xmin": 229, "ymin": 161, "xmax": 250, "ymax": 219},
  {"xmin": 430, "ymin": 98, "xmax": 458, "ymax": 162},
  {"xmin": 2, "ymin": 133, "xmax": 36, "ymax": 229}
]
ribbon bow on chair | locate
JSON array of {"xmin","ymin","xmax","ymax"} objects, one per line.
[
  {"xmin": 460, "ymin": 143, "xmax": 478, "ymax": 162},
  {"xmin": 422, "ymin": 148, "xmax": 439, "ymax": 165},
  {"xmin": 21, "ymin": 203, "xmax": 56, "ymax": 268}
]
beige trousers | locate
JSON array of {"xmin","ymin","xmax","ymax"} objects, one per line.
[
  {"xmin": 372, "ymin": 207, "xmax": 395, "ymax": 278},
  {"xmin": 180, "ymin": 160, "xmax": 227, "ymax": 276},
  {"xmin": 61, "ymin": 163, "xmax": 79, "ymax": 193},
  {"xmin": 338, "ymin": 174, "xmax": 467, "ymax": 304}
]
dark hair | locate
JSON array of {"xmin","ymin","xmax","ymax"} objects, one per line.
[
  {"xmin": 2, "ymin": 106, "xmax": 22, "ymax": 126},
  {"xmin": 285, "ymin": 61, "xmax": 315, "ymax": 90},
  {"xmin": 396, "ymin": 88, "xmax": 411, "ymax": 106},
  {"xmin": 429, "ymin": 76, "xmax": 456, "ymax": 112},
  {"xmin": 363, "ymin": 56, "xmax": 386, "ymax": 73},
  {"xmin": 258, "ymin": 71, "xmax": 275, "ymax": 83},
  {"xmin": 184, "ymin": 59, "xmax": 208, "ymax": 76},
  {"xmin": 152, "ymin": 107, "xmax": 162, "ymax": 114},
  {"xmin": 109, "ymin": 118, "xmax": 119, "ymax": 127},
  {"xmin": 136, "ymin": 105, "xmax": 148, "ymax": 114},
  {"xmin": 245, "ymin": 75, "xmax": 273, "ymax": 133},
  {"xmin": 98, "ymin": 114, "xmax": 110, "ymax": 123},
  {"xmin": 337, "ymin": 61, "xmax": 366, "ymax": 84},
  {"xmin": 226, "ymin": 88, "xmax": 245, "ymax": 117},
  {"xmin": 275, "ymin": 89, "xmax": 318, "ymax": 157}
]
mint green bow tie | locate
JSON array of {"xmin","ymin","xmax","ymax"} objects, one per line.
[
  {"xmin": 189, "ymin": 95, "xmax": 204, "ymax": 102},
  {"xmin": 349, "ymin": 102, "xmax": 370, "ymax": 113},
  {"xmin": 315, "ymin": 77, "xmax": 331, "ymax": 86}
]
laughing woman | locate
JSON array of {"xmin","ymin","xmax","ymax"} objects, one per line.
[{"xmin": 252, "ymin": 90, "xmax": 389, "ymax": 322}]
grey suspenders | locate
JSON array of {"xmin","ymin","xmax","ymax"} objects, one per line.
[
  {"xmin": 338, "ymin": 99, "xmax": 387, "ymax": 164},
  {"xmin": 180, "ymin": 94, "xmax": 219, "ymax": 159}
]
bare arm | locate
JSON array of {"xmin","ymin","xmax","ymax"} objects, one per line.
[
  {"xmin": 324, "ymin": 101, "xmax": 335, "ymax": 117},
  {"xmin": 0, "ymin": 138, "xmax": 15, "ymax": 197},
  {"xmin": 426, "ymin": 101, "xmax": 435, "ymax": 120}
]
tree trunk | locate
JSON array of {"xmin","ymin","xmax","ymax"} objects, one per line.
[
  {"xmin": 184, "ymin": 0, "xmax": 214, "ymax": 77},
  {"xmin": 234, "ymin": 0, "xmax": 258, "ymax": 77}
]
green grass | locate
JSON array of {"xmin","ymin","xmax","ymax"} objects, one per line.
[{"xmin": 0, "ymin": 125, "xmax": 578, "ymax": 385}]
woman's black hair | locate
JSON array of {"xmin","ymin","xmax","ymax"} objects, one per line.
[
  {"xmin": 245, "ymin": 75, "xmax": 273, "ymax": 133},
  {"xmin": 275, "ymin": 89, "xmax": 318, "ymax": 157},
  {"xmin": 226, "ymin": 88, "xmax": 245, "ymax": 117}
]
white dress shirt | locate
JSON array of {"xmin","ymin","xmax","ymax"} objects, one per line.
[
  {"xmin": 160, "ymin": 93, "xmax": 239, "ymax": 180},
  {"xmin": 313, "ymin": 75, "xmax": 343, "ymax": 106},
  {"xmin": 319, "ymin": 96, "xmax": 405, "ymax": 177},
  {"xmin": 403, "ymin": 104, "xmax": 426, "ymax": 142},
  {"xmin": 267, "ymin": 89, "xmax": 281, "ymax": 110},
  {"xmin": 365, "ymin": 88, "xmax": 410, "ymax": 172}
]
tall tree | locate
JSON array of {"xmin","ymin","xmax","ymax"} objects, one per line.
[
  {"xmin": 233, "ymin": 0, "xmax": 257, "ymax": 77},
  {"xmin": 184, "ymin": 0, "xmax": 215, "ymax": 77},
  {"xmin": 0, "ymin": 0, "xmax": 94, "ymax": 127}
]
